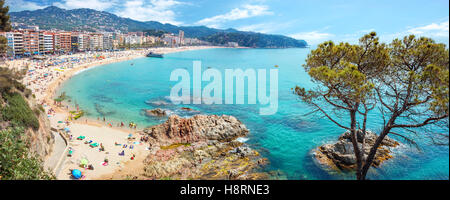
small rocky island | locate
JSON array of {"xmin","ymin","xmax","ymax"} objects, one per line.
[
  {"xmin": 144, "ymin": 108, "xmax": 167, "ymax": 117},
  {"xmin": 128, "ymin": 115, "xmax": 269, "ymax": 180},
  {"xmin": 313, "ymin": 130, "xmax": 400, "ymax": 173}
]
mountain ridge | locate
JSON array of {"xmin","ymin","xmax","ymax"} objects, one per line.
[{"xmin": 9, "ymin": 6, "xmax": 307, "ymax": 48}]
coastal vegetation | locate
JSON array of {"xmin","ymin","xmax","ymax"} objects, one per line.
[
  {"xmin": 160, "ymin": 143, "xmax": 191, "ymax": 150},
  {"xmin": 0, "ymin": 68, "xmax": 53, "ymax": 180},
  {"xmin": 1, "ymin": 92, "xmax": 40, "ymax": 130},
  {"xmin": 0, "ymin": 4, "xmax": 53, "ymax": 179},
  {"xmin": 0, "ymin": 67, "xmax": 53, "ymax": 180},
  {"xmin": 0, "ymin": 0, "xmax": 10, "ymax": 58},
  {"xmin": 0, "ymin": 127, "xmax": 54, "ymax": 180},
  {"xmin": 295, "ymin": 32, "xmax": 449, "ymax": 180},
  {"xmin": 1, "ymin": 68, "xmax": 39, "ymax": 130},
  {"xmin": 142, "ymin": 29, "xmax": 167, "ymax": 38}
]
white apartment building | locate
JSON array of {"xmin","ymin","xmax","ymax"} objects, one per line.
[
  {"xmin": 179, "ymin": 30, "xmax": 185, "ymax": 45},
  {"xmin": 12, "ymin": 32, "xmax": 24, "ymax": 56},
  {"xmin": 124, "ymin": 34, "xmax": 143, "ymax": 45},
  {"xmin": 89, "ymin": 33, "xmax": 103, "ymax": 50},
  {"xmin": 41, "ymin": 32, "xmax": 54, "ymax": 53},
  {"xmin": 103, "ymin": 32, "xmax": 114, "ymax": 50},
  {"xmin": 3, "ymin": 32, "xmax": 15, "ymax": 56},
  {"xmin": 77, "ymin": 34, "xmax": 89, "ymax": 51}
]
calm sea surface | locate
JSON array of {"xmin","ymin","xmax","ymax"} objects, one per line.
[{"xmin": 58, "ymin": 48, "xmax": 449, "ymax": 180}]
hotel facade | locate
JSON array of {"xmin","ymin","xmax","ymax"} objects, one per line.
[{"xmin": 2, "ymin": 25, "xmax": 205, "ymax": 57}]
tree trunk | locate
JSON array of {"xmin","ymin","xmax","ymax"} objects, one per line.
[
  {"xmin": 361, "ymin": 110, "xmax": 368, "ymax": 164},
  {"xmin": 360, "ymin": 113, "xmax": 397, "ymax": 180},
  {"xmin": 350, "ymin": 109, "xmax": 363, "ymax": 180}
]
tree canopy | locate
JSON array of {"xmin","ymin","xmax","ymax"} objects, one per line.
[{"xmin": 296, "ymin": 32, "xmax": 449, "ymax": 180}]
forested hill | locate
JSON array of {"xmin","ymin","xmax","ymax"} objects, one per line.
[{"xmin": 202, "ymin": 32, "xmax": 308, "ymax": 48}]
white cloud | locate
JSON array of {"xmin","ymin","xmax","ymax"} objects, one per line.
[
  {"xmin": 289, "ymin": 31, "xmax": 334, "ymax": 45},
  {"xmin": 113, "ymin": 0, "xmax": 183, "ymax": 25},
  {"xmin": 407, "ymin": 20, "xmax": 449, "ymax": 38},
  {"xmin": 53, "ymin": 0, "xmax": 115, "ymax": 11},
  {"xmin": 6, "ymin": 0, "xmax": 47, "ymax": 12},
  {"xmin": 196, "ymin": 4, "xmax": 273, "ymax": 28},
  {"xmin": 379, "ymin": 19, "xmax": 449, "ymax": 45}
]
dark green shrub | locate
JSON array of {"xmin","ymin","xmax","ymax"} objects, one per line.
[
  {"xmin": 33, "ymin": 108, "xmax": 41, "ymax": 116},
  {"xmin": 1, "ymin": 92, "xmax": 40, "ymax": 130},
  {"xmin": 24, "ymin": 89, "xmax": 32, "ymax": 98},
  {"xmin": 38, "ymin": 105, "xmax": 45, "ymax": 113},
  {"xmin": 0, "ymin": 127, "xmax": 54, "ymax": 180}
]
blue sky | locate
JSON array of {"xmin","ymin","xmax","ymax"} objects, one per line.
[{"xmin": 6, "ymin": 0, "xmax": 449, "ymax": 45}]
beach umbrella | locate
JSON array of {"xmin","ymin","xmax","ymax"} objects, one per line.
[
  {"xmin": 72, "ymin": 169, "xmax": 82, "ymax": 179},
  {"xmin": 80, "ymin": 158, "xmax": 89, "ymax": 166}
]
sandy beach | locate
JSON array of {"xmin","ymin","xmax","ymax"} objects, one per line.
[{"xmin": 3, "ymin": 46, "xmax": 222, "ymax": 180}]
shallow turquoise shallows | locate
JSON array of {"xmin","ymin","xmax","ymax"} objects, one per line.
[{"xmin": 59, "ymin": 48, "xmax": 449, "ymax": 180}]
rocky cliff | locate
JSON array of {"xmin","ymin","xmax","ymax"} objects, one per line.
[
  {"xmin": 26, "ymin": 98, "xmax": 54, "ymax": 159},
  {"xmin": 0, "ymin": 67, "xmax": 55, "ymax": 179},
  {"xmin": 132, "ymin": 115, "xmax": 268, "ymax": 180},
  {"xmin": 144, "ymin": 114, "xmax": 250, "ymax": 145}
]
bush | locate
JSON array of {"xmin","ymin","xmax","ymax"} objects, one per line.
[
  {"xmin": 1, "ymin": 92, "xmax": 40, "ymax": 130},
  {"xmin": 38, "ymin": 105, "xmax": 45, "ymax": 113},
  {"xmin": 33, "ymin": 108, "xmax": 41, "ymax": 116},
  {"xmin": 24, "ymin": 89, "xmax": 32, "ymax": 98},
  {"xmin": 0, "ymin": 127, "xmax": 54, "ymax": 180},
  {"xmin": 0, "ymin": 67, "xmax": 24, "ymax": 93}
]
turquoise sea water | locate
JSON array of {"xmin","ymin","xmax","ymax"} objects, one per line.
[{"xmin": 58, "ymin": 48, "xmax": 449, "ymax": 180}]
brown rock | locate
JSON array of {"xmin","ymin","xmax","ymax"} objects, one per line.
[
  {"xmin": 144, "ymin": 108, "xmax": 167, "ymax": 117},
  {"xmin": 134, "ymin": 115, "xmax": 269, "ymax": 180},
  {"xmin": 314, "ymin": 130, "xmax": 400, "ymax": 172},
  {"xmin": 180, "ymin": 107, "xmax": 193, "ymax": 111},
  {"xmin": 143, "ymin": 114, "xmax": 249, "ymax": 145}
]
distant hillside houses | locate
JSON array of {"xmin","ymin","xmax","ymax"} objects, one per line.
[
  {"xmin": 226, "ymin": 42, "xmax": 239, "ymax": 47},
  {"xmin": 161, "ymin": 30, "xmax": 210, "ymax": 47},
  {"xmin": 1, "ymin": 23, "xmax": 207, "ymax": 57}
]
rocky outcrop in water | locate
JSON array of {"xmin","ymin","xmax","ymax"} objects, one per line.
[
  {"xmin": 144, "ymin": 108, "xmax": 167, "ymax": 117},
  {"xmin": 145, "ymin": 100, "xmax": 170, "ymax": 106},
  {"xmin": 134, "ymin": 115, "xmax": 268, "ymax": 180},
  {"xmin": 180, "ymin": 107, "xmax": 193, "ymax": 111},
  {"xmin": 180, "ymin": 107, "xmax": 200, "ymax": 113},
  {"xmin": 313, "ymin": 130, "xmax": 400, "ymax": 172},
  {"xmin": 143, "ymin": 114, "xmax": 249, "ymax": 145}
]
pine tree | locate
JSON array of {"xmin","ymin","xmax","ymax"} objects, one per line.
[
  {"xmin": 0, "ymin": 0, "xmax": 10, "ymax": 32},
  {"xmin": 0, "ymin": 0, "xmax": 11, "ymax": 58},
  {"xmin": 296, "ymin": 33, "xmax": 449, "ymax": 180}
]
